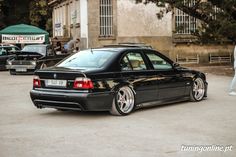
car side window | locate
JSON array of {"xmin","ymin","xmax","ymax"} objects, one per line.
[
  {"xmin": 121, "ymin": 56, "xmax": 132, "ymax": 71},
  {"xmin": 146, "ymin": 53, "xmax": 172, "ymax": 70},
  {"xmin": 0, "ymin": 49, "xmax": 7, "ymax": 56},
  {"xmin": 121, "ymin": 52, "xmax": 147, "ymax": 71}
]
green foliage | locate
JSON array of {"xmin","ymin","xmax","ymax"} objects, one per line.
[
  {"xmin": 0, "ymin": 0, "xmax": 6, "ymax": 29},
  {"xmin": 0, "ymin": 0, "xmax": 52, "ymax": 35},
  {"xmin": 136, "ymin": 0, "xmax": 236, "ymax": 43},
  {"xmin": 46, "ymin": 18, "xmax": 53, "ymax": 35},
  {"xmin": 29, "ymin": 0, "xmax": 52, "ymax": 33},
  {"xmin": 0, "ymin": 0, "xmax": 31, "ymax": 29}
]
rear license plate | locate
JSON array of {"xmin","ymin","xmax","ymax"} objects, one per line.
[
  {"xmin": 45, "ymin": 79, "xmax": 67, "ymax": 87},
  {"xmin": 16, "ymin": 68, "xmax": 27, "ymax": 72}
]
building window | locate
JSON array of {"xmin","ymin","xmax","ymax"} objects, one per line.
[
  {"xmin": 175, "ymin": 0, "xmax": 197, "ymax": 34},
  {"xmin": 100, "ymin": 0, "xmax": 113, "ymax": 37}
]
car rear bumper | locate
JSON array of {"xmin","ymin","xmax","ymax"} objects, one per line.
[
  {"xmin": 6, "ymin": 65, "xmax": 36, "ymax": 73},
  {"xmin": 30, "ymin": 89, "xmax": 114, "ymax": 111},
  {"xmin": 6, "ymin": 64, "xmax": 36, "ymax": 69}
]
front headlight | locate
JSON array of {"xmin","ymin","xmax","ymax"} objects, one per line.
[
  {"xmin": 7, "ymin": 60, "xmax": 12, "ymax": 65},
  {"xmin": 30, "ymin": 61, "xmax": 36, "ymax": 66}
]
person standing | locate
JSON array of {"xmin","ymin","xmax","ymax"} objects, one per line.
[
  {"xmin": 65, "ymin": 38, "xmax": 80, "ymax": 53},
  {"xmin": 54, "ymin": 37, "xmax": 62, "ymax": 53},
  {"xmin": 229, "ymin": 45, "xmax": 236, "ymax": 96}
]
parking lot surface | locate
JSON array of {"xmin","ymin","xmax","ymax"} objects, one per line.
[{"xmin": 0, "ymin": 71, "xmax": 235, "ymax": 157}]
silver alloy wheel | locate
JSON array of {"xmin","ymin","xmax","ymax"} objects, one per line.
[
  {"xmin": 116, "ymin": 86, "xmax": 135, "ymax": 114},
  {"xmin": 192, "ymin": 78, "xmax": 205, "ymax": 101}
]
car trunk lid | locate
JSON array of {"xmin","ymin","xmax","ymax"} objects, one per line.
[{"xmin": 34, "ymin": 67, "xmax": 91, "ymax": 90}]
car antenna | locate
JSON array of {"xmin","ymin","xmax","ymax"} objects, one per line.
[{"xmin": 90, "ymin": 48, "xmax": 93, "ymax": 54}]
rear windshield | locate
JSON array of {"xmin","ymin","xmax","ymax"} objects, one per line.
[
  {"xmin": 22, "ymin": 46, "xmax": 46, "ymax": 55},
  {"xmin": 57, "ymin": 49, "xmax": 116, "ymax": 68}
]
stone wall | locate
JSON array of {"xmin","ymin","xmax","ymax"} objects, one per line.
[
  {"xmin": 117, "ymin": 0, "xmax": 172, "ymax": 37},
  {"xmin": 87, "ymin": 0, "xmax": 118, "ymax": 48},
  {"xmin": 171, "ymin": 44, "xmax": 234, "ymax": 63}
]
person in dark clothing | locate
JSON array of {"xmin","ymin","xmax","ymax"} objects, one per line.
[{"xmin": 54, "ymin": 37, "xmax": 62, "ymax": 52}]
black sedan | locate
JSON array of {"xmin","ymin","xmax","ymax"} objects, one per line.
[
  {"xmin": 0, "ymin": 43, "xmax": 20, "ymax": 70},
  {"xmin": 6, "ymin": 44, "xmax": 68, "ymax": 74},
  {"xmin": 30, "ymin": 46, "xmax": 208, "ymax": 116}
]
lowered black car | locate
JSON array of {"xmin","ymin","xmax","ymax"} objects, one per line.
[
  {"xmin": 0, "ymin": 43, "xmax": 20, "ymax": 70},
  {"xmin": 30, "ymin": 46, "xmax": 208, "ymax": 116},
  {"xmin": 6, "ymin": 44, "xmax": 68, "ymax": 74}
]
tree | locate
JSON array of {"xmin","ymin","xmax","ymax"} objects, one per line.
[
  {"xmin": 0, "ymin": 0, "xmax": 52, "ymax": 35},
  {"xmin": 136, "ymin": 0, "xmax": 236, "ymax": 43},
  {"xmin": 0, "ymin": 0, "xmax": 4, "ymax": 29},
  {"xmin": 0, "ymin": 0, "xmax": 30, "ymax": 29},
  {"xmin": 29, "ymin": 0, "xmax": 52, "ymax": 34}
]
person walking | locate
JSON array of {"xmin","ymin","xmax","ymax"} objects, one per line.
[{"xmin": 229, "ymin": 45, "xmax": 236, "ymax": 96}]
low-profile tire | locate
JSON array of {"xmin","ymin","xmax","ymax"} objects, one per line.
[
  {"xmin": 190, "ymin": 77, "xmax": 205, "ymax": 102},
  {"xmin": 10, "ymin": 70, "xmax": 16, "ymax": 75},
  {"xmin": 110, "ymin": 86, "xmax": 135, "ymax": 116}
]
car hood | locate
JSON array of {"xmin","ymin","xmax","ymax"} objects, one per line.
[{"xmin": 10, "ymin": 51, "xmax": 44, "ymax": 61}]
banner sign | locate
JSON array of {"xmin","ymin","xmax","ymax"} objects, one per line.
[
  {"xmin": 55, "ymin": 23, "xmax": 62, "ymax": 31},
  {"xmin": 1, "ymin": 34, "xmax": 45, "ymax": 44}
]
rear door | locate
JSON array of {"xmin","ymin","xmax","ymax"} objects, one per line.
[
  {"xmin": 120, "ymin": 50, "xmax": 158, "ymax": 104},
  {"xmin": 144, "ymin": 51, "xmax": 187, "ymax": 100}
]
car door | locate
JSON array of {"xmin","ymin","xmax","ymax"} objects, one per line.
[
  {"xmin": 0, "ymin": 48, "xmax": 8, "ymax": 69},
  {"xmin": 144, "ymin": 50, "xmax": 187, "ymax": 100},
  {"xmin": 120, "ymin": 50, "xmax": 158, "ymax": 104}
]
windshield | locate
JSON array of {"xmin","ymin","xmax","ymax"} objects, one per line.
[
  {"xmin": 22, "ymin": 46, "xmax": 46, "ymax": 55},
  {"xmin": 0, "ymin": 46, "xmax": 20, "ymax": 55},
  {"xmin": 57, "ymin": 49, "xmax": 116, "ymax": 69}
]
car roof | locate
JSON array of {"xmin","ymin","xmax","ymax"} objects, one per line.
[
  {"xmin": 92, "ymin": 46, "xmax": 153, "ymax": 52},
  {"xmin": 103, "ymin": 43, "xmax": 153, "ymax": 49}
]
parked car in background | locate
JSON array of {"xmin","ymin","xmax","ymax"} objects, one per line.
[
  {"xmin": 6, "ymin": 44, "xmax": 68, "ymax": 74},
  {"xmin": 0, "ymin": 43, "xmax": 20, "ymax": 70},
  {"xmin": 30, "ymin": 45, "xmax": 208, "ymax": 116}
]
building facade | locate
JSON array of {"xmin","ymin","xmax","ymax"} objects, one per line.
[{"xmin": 49, "ymin": 0, "xmax": 234, "ymax": 63}]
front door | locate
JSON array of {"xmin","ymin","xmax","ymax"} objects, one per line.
[{"xmin": 145, "ymin": 51, "xmax": 187, "ymax": 100}]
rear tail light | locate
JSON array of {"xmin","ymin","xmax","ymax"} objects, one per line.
[
  {"xmin": 73, "ymin": 77, "xmax": 94, "ymax": 89},
  {"xmin": 33, "ymin": 75, "xmax": 41, "ymax": 88}
]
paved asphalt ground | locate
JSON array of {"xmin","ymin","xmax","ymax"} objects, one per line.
[{"xmin": 0, "ymin": 70, "xmax": 235, "ymax": 157}]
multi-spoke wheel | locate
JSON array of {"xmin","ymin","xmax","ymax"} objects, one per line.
[
  {"xmin": 190, "ymin": 77, "xmax": 205, "ymax": 101},
  {"xmin": 110, "ymin": 86, "xmax": 135, "ymax": 116}
]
